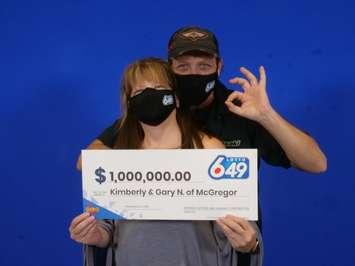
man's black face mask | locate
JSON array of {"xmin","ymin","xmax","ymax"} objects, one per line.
[
  {"xmin": 174, "ymin": 72, "xmax": 218, "ymax": 108},
  {"xmin": 129, "ymin": 88, "xmax": 176, "ymax": 126}
]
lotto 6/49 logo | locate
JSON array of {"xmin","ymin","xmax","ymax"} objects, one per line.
[{"xmin": 208, "ymin": 156, "xmax": 249, "ymax": 179}]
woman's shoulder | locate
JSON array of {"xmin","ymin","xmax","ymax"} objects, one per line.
[{"xmin": 200, "ymin": 133, "xmax": 225, "ymax": 149}]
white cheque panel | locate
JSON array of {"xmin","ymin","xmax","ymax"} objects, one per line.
[{"xmin": 82, "ymin": 149, "xmax": 258, "ymax": 221}]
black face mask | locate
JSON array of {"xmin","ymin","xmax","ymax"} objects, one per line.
[
  {"xmin": 129, "ymin": 88, "xmax": 176, "ymax": 126},
  {"xmin": 174, "ymin": 72, "xmax": 218, "ymax": 107}
]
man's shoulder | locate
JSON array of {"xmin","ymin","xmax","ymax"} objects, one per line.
[
  {"xmin": 97, "ymin": 118, "xmax": 122, "ymax": 147},
  {"xmin": 106, "ymin": 118, "xmax": 122, "ymax": 133}
]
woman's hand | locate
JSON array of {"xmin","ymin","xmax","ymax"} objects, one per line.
[
  {"xmin": 69, "ymin": 212, "xmax": 109, "ymax": 247},
  {"xmin": 217, "ymin": 215, "xmax": 258, "ymax": 253}
]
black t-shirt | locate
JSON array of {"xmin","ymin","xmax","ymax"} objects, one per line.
[{"xmin": 97, "ymin": 80, "xmax": 291, "ymax": 169}]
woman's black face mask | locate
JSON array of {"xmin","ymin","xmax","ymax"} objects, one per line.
[
  {"xmin": 174, "ymin": 72, "xmax": 218, "ymax": 108},
  {"xmin": 129, "ymin": 88, "xmax": 176, "ymax": 126}
]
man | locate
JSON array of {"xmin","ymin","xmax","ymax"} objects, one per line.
[{"xmin": 77, "ymin": 26, "xmax": 327, "ymax": 265}]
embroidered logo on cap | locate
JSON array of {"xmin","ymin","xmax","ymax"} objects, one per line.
[{"xmin": 179, "ymin": 30, "xmax": 208, "ymax": 41}]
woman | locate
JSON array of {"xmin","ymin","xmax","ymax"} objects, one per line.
[{"xmin": 69, "ymin": 58, "xmax": 262, "ymax": 266}]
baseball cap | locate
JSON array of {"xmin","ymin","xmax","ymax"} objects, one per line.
[{"xmin": 167, "ymin": 26, "xmax": 220, "ymax": 58}]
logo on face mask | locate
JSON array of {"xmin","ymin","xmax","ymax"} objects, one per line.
[
  {"xmin": 205, "ymin": 80, "xmax": 215, "ymax": 93},
  {"xmin": 162, "ymin": 95, "xmax": 174, "ymax": 106},
  {"xmin": 130, "ymin": 88, "xmax": 176, "ymax": 126},
  {"xmin": 174, "ymin": 72, "xmax": 218, "ymax": 107}
]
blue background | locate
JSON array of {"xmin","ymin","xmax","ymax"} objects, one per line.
[{"xmin": 1, "ymin": 0, "xmax": 354, "ymax": 265}]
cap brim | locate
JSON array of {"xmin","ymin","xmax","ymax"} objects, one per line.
[{"xmin": 169, "ymin": 47, "xmax": 217, "ymax": 58}]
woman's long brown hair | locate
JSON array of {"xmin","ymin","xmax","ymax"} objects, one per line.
[{"xmin": 114, "ymin": 57, "xmax": 203, "ymax": 149}]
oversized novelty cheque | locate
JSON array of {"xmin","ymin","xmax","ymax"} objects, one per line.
[{"xmin": 82, "ymin": 149, "xmax": 258, "ymax": 220}]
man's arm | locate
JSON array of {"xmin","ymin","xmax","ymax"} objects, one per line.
[
  {"xmin": 225, "ymin": 66, "xmax": 327, "ymax": 173},
  {"xmin": 77, "ymin": 120, "xmax": 119, "ymax": 171},
  {"xmin": 255, "ymin": 108, "xmax": 326, "ymax": 172},
  {"xmin": 76, "ymin": 139, "xmax": 110, "ymax": 171}
]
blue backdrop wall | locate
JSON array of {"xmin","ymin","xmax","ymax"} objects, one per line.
[{"xmin": 1, "ymin": 0, "xmax": 354, "ymax": 265}]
